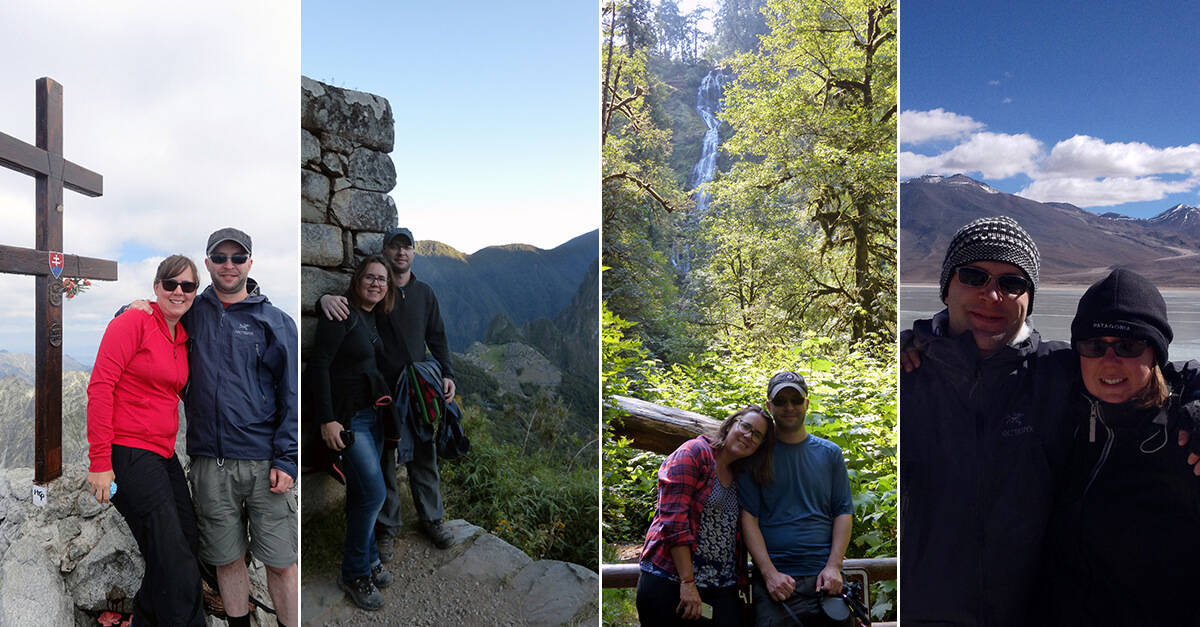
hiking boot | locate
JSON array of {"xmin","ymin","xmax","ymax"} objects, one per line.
[
  {"xmin": 420, "ymin": 519, "xmax": 453, "ymax": 549},
  {"xmin": 371, "ymin": 563, "xmax": 394, "ymax": 588},
  {"xmin": 337, "ymin": 574, "xmax": 383, "ymax": 611},
  {"xmin": 377, "ymin": 534, "xmax": 395, "ymax": 563}
]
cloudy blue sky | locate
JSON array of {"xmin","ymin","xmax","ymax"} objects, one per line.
[
  {"xmin": 301, "ymin": 1, "xmax": 599, "ymax": 255},
  {"xmin": 900, "ymin": 1, "xmax": 1200, "ymax": 218},
  {"xmin": 0, "ymin": 3, "xmax": 299, "ymax": 365}
]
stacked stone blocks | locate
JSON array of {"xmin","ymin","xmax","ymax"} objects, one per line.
[{"xmin": 301, "ymin": 76, "xmax": 399, "ymax": 353}]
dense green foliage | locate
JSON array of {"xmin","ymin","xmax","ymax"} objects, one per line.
[
  {"xmin": 442, "ymin": 405, "xmax": 598, "ymax": 569},
  {"xmin": 713, "ymin": 0, "xmax": 896, "ymax": 344},
  {"xmin": 438, "ymin": 348, "xmax": 598, "ymax": 569}
]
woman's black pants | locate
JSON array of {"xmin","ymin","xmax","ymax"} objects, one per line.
[
  {"xmin": 111, "ymin": 445, "xmax": 206, "ymax": 626},
  {"xmin": 636, "ymin": 569, "xmax": 741, "ymax": 626}
]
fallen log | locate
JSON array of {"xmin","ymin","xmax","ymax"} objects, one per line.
[{"xmin": 607, "ymin": 395, "xmax": 722, "ymax": 455}]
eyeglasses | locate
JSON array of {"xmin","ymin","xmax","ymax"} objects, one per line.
[
  {"xmin": 159, "ymin": 279, "xmax": 198, "ymax": 293},
  {"xmin": 955, "ymin": 266, "xmax": 1030, "ymax": 296},
  {"xmin": 364, "ymin": 274, "xmax": 388, "ymax": 285},
  {"xmin": 1075, "ymin": 338, "xmax": 1150, "ymax": 359},
  {"xmin": 385, "ymin": 242, "xmax": 414, "ymax": 252},
  {"xmin": 734, "ymin": 419, "xmax": 765, "ymax": 444},
  {"xmin": 209, "ymin": 253, "xmax": 250, "ymax": 265}
]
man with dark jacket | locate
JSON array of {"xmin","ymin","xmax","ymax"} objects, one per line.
[
  {"xmin": 320, "ymin": 227, "xmax": 457, "ymax": 552},
  {"xmin": 184, "ymin": 228, "xmax": 298, "ymax": 627},
  {"xmin": 899, "ymin": 216, "xmax": 1076, "ymax": 626}
]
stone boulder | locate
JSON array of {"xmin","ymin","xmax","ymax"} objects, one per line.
[{"xmin": 301, "ymin": 77, "xmax": 394, "ymax": 153}]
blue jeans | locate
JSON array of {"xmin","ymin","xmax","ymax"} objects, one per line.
[{"xmin": 341, "ymin": 407, "xmax": 386, "ymax": 580}]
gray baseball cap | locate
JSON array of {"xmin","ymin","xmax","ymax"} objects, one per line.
[
  {"xmin": 206, "ymin": 227, "xmax": 252, "ymax": 255},
  {"xmin": 382, "ymin": 227, "xmax": 414, "ymax": 251}
]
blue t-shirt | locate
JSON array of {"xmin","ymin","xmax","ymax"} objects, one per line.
[{"xmin": 737, "ymin": 434, "xmax": 854, "ymax": 577}]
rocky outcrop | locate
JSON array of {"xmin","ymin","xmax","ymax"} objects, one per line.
[
  {"xmin": 0, "ymin": 466, "xmax": 274, "ymax": 626},
  {"xmin": 300, "ymin": 76, "xmax": 399, "ymax": 358}
]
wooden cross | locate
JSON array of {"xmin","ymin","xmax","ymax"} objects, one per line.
[{"xmin": 0, "ymin": 78, "xmax": 117, "ymax": 483}]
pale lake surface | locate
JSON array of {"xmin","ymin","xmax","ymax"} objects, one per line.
[{"xmin": 900, "ymin": 285, "xmax": 1200, "ymax": 363}]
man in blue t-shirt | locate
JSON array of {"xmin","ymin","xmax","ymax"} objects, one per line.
[{"xmin": 737, "ymin": 371, "xmax": 855, "ymax": 627}]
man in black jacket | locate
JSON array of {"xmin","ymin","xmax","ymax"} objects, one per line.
[
  {"xmin": 320, "ymin": 227, "xmax": 457, "ymax": 552},
  {"xmin": 899, "ymin": 216, "xmax": 1076, "ymax": 626}
]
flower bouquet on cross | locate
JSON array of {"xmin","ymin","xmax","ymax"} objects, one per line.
[{"xmin": 61, "ymin": 277, "xmax": 92, "ymax": 299}]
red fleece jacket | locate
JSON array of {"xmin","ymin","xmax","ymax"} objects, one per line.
[{"xmin": 87, "ymin": 303, "xmax": 189, "ymax": 472}]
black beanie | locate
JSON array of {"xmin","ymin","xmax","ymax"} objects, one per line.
[
  {"xmin": 1070, "ymin": 268, "xmax": 1171, "ymax": 366},
  {"xmin": 939, "ymin": 216, "xmax": 1041, "ymax": 313}
]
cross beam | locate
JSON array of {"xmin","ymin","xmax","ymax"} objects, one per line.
[{"xmin": 0, "ymin": 78, "xmax": 117, "ymax": 483}]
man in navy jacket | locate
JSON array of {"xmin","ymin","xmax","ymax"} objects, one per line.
[{"xmin": 184, "ymin": 228, "xmax": 298, "ymax": 627}]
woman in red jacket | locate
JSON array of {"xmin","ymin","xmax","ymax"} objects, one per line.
[{"xmin": 86, "ymin": 254, "xmax": 205, "ymax": 626}]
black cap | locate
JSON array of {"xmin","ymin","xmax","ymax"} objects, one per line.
[
  {"xmin": 1071, "ymin": 268, "xmax": 1172, "ymax": 367},
  {"xmin": 206, "ymin": 227, "xmax": 252, "ymax": 255},
  {"xmin": 382, "ymin": 227, "xmax": 414, "ymax": 251},
  {"xmin": 767, "ymin": 371, "xmax": 808, "ymax": 401}
]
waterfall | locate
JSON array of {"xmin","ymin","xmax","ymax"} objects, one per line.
[{"xmin": 689, "ymin": 69, "xmax": 726, "ymax": 214}]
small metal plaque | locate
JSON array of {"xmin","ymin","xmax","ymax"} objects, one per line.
[
  {"xmin": 48, "ymin": 279, "xmax": 63, "ymax": 307},
  {"xmin": 49, "ymin": 322, "xmax": 62, "ymax": 348}
]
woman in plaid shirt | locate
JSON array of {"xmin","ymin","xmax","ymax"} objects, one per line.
[{"xmin": 637, "ymin": 406, "xmax": 776, "ymax": 625}]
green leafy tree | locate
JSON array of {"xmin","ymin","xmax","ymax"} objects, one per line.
[
  {"xmin": 714, "ymin": 0, "xmax": 896, "ymax": 343},
  {"xmin": 602, "ymin": 1, "xmax": 700, "ymax": 359}
]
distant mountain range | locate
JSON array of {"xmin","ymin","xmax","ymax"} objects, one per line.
[
  {"xmin": 900, "ymin": 175, "xmax": 1200, "ymax": 286},
  {"xmin": 413, "ymin": 230, "xmax": 598, "ymax": 352},
  {"xmin": 0, "ymin": 350, "xmax": 91, "ymax": 382}
]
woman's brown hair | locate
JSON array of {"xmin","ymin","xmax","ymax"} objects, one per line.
[
  {"xmin": 346, "ymin": 254, "xmax": 395, "ymax": 314},
  {"xmin": 711, "ymin": 405, "xmax": 776, "ymax": 484},
  {"xmin": 1132, "ymin": 363, "xmax": 1171, "ymax": 409},
  {"xmin": 154, "ymin": 254, "xmax": 198, "ymax": 287}
]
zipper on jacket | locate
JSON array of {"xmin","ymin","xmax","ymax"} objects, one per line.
[
  {"xmin": 1083, "ymin": 398, "xmax": 1114, "ymax": 496},
  {"xmin": 215, "ymin": 302, "xmax": 226, "ymax": 460}
]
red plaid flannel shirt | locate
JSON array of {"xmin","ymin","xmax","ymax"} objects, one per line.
[{"xmin": 639, "ymin": 435, "xmax": 717, "ymax": 577}]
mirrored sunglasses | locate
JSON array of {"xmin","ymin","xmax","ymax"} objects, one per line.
[
  {"xmin": 1074, "ymin": 338, "xmax": 1150, "ymax": 359},
  {"xmin": 956, "ymin": 266, "xmax": 1030, "ymax": 296}
]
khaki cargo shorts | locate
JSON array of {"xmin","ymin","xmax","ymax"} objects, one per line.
[{"xmin": 189, "ymin": 456, "xmax": 297, "ymax": 569}]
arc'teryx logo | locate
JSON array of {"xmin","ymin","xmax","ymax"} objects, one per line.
[
  {"xmin": 235, "ymin": 322, "xmax": 255, "ymax": 337},
  {"xmin": 1000, "ymin": 411, "xmax": 1033, "ymax": 437}
]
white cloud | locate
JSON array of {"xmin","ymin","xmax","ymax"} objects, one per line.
[
  {"xmin": 899, "ymin": 132, "xmax": 1042, "ymax": 179},
  {"xmin": 1040, "ymin": 135, "xmax": 1200, "ymax": 179},
  {"xmin": 1018, "ymin": 175, "xmax": 1200, "ymax": 208},
  {"xmin": 0, "ymin": 2, "xmax": 299, "ymax": 363},
  {"xmin": 899, "ymin": 108, "xmax": 985, "ymax": 144}
]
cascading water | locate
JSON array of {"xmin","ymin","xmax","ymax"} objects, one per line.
[{"xmin": 688, "ymin": 69, "xmax": 726, "ymax": 214}]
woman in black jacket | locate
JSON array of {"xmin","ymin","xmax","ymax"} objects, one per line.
[
  {"xmin": 306, "ymin": 254, "xmax": 396, "ymax": 611},
  {"xmin": 1048, "ymin": 268, "xmax": 1200, "ymax": 626}
]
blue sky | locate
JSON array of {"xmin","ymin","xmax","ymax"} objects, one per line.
[
  {"xmin": 0, "ymin": 3, "xmax": 299, "ymax": 365},
  {"xmin": 899, "ymin": 1, "xmax": 1200, "ymax": 218},
  {"xmin": 302, "ymin": 1, "xmax": 600, "ymax": 254}
]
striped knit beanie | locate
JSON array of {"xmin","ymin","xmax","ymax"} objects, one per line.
[{"xmin": 939, "ymin": 215, "xmax": 1041, "ymax": 313}]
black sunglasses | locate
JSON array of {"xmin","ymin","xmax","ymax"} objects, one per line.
[
  {"xmin": 1075, "ymin": 338, "xmax": 1150, "ymax": 359},
  {"xmin": 955, "ymin": 266, "xmax": 1030, "ymax": 296},
  {"xmin": 209, "ymin": 253, "xmax": 250, "ymax": 265},
  {"xmin": 160, "ymin": 279, "xmax": 198, "ymax": 293}
]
